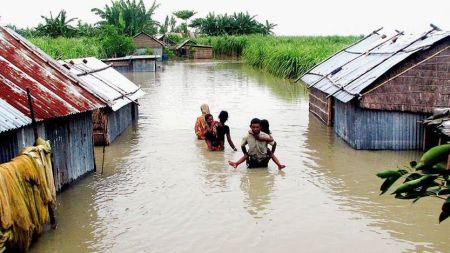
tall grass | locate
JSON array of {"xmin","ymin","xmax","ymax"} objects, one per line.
[
  {"xmin": 29, "ymin": 37, "xmax": 104, "ymax": 59},
  {"xmin": 195, "ymin": 35, "xmax": 360, "ymax": 79}
]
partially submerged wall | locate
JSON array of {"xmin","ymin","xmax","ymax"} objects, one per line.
[
  {"xmin": 0, "ymin": 112, "xmax": 95, "ymax": 191},
  {"xmin": 334, "ymin": 100, "xmax": 426, "ymax": 150},
  {"xmin": 309, "ymin": 88, "xmax": 333, "ymax": 126}
]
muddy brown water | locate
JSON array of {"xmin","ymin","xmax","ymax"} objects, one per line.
[{"xmin": 30, "ymin": 61, "xmax": 449, "ymax": 253}]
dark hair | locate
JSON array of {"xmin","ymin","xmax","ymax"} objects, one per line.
[
  {"xmin": 250, "ymin": 118, "xmax": 261, "ymax": 126},
  {"xmin": 260, "ymin": 119, "xmax": 270, "ymax": 134},
  {"xmin": 218, "ymin": 111, "xmax": 228, "ymax": 123},
  {"xmin": 205, "ymin": 113, "xmax": 213, "ymax": 120}
]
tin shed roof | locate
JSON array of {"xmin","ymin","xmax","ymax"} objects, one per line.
[
  {"xmin": 0, "ymin": 98, "xmax": 31, "ymax": 133},
  {"xmin": 0, "ymin": 26, "xmax": 105, "ymax": 129},
  {"xmin": 61, "ymin": 57, "xmax": 145, "ymax": 111},
  {"xmin": 301, "ymin": 28, "xmax": 450, "ymax": 103}
]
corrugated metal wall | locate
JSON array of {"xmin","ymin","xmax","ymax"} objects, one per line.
[
  {"xmin": 107, "ymin": 103, "xmax": 137, "ymax": 144},
  {"xmin": 0, "ymin": 123, "xmax": 45, "ymax": 163},
  {"xmin": 0, "ymin": 112, "xmax": 95, "ymax": 191},
  {"xmin": 334, "ymin": 100, "xmax": 428, "ymax": 150},
  {"xmin": 46, "ymin": 113, "xmax": 95, "ymax": 191}
]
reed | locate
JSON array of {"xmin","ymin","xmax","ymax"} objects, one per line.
[{"xmin": 195, "ymin": 35, "xmax": 360, "ymax": 79}]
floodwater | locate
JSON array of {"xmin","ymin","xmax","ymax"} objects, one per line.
[{"xmin": 31, "ymin": 61, "xmax": 449, "ymax": 253}]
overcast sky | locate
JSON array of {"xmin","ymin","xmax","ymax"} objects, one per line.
[{"xmin": 1, "ymin": 0, "xmax": 449, "ymax": 35}]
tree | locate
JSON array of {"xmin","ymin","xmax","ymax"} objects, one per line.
[
  {"xmin": 189, "ymin": 12, "xmax": 276, "ymax": 36},
  {"xmin": 96, "ymin": 25, "xmax": 135, "ymax": 57},
  {"xmin": 36, "ymin": 10, "xmax": 77, "ymax": 37},
  {"xmin": 173, "ymin": 10, "xmax": 196, "ymax": 36},
  {"xmin": 376, "ymin": 144, "xmax": 450, "ymax": 223},
  {"xmin": 92, "ymin": 0, "xmax": 160, "ymax": 36}
]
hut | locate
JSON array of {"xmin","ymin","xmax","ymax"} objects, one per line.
[
  {"xmin": 0, "ymin": 26, "xmax": 106, "ymax": 191},
  {"xmin": 102, "ymin": 55, "xmax": 160, "ymax": 73},
  {"xmin": 60, "ymin": 57, "xmax": 145, "ymax": 146},
  {"xmin": 156, "ymin": 34, "xmax": 177, "ymax": 48},
  {"xmin": 176, "ymin": 39, "xmax": 214, "ymax": 59},
  {"xmin": 133, "ymin": 32, "xmax": 165, "ymax": 57},
  {"xmin": 301, "ymin": 26, "xmax": 450, "ymax": 150}
]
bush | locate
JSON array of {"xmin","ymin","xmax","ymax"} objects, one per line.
[{"xmin": 96, "ymin": 25, "xmax": 135, "ymax": 58}]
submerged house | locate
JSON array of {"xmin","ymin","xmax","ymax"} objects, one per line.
[
  {"xmin": 176, "ymin": 39, "xmax": 213, "ymax": 59},
  {"xmin": 133, "ymin": 32, "xmax": 165, "ymax": 57},
  {"xmin": 301, "ymin": 27, "xmax": 450, "ymax": 150},
  {"xmin": 156, "ymin": 34, "xmax": 177, "ymax": 48},
  {"xmin": 0, "ymin": 27, "xmax": 106, "ymax": 191},
  {"xmin": 61, "ymin": 57, "xmax": 145, "ymax": 145}
]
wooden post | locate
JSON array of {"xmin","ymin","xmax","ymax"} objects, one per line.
[
  {"xmin": 422, "ymin": 127, "xmax": 428, "ymax": 151},
  {"xmin": 447, "ymin": 154, "xmax": 450, "ymax": 170},
  {"xmin": 26, "ymin": 88, "xmax": 38, "ymax": 143},
  {"xmin": 327, "ymin": 97, "xmax": 334, "ymax": 126}
]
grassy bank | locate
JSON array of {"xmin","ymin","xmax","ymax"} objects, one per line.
[
  {"xmin": 194, "ymin": 35, "xmax": 360, "ymax": 79},
  {"xmin": 29, "ymin": 37, "xmax": 104, "ymax": 59}
]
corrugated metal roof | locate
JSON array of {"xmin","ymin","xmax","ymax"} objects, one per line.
[
  {"xmin": 0, "ymin": 26, "xmax": 105, "ymax": 130},
  {"xmin": 60, "ymin": 57, "xmax": 145, "ymax": 111},
  {"xmin": 301, "ymin": 28, "xmax": 450, "ymax": 103},
  {"xmin": 0, "ymin": 98, "xmax": 31, "ymax": 133}
]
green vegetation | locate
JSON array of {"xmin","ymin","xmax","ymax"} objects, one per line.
[
  {"xmin": 376, "ymin": 144, "xmax": 450, "ymax": 223},
  {"xmin": 36, "ymin": 10, "xmax": 78, "ymax": 38},
  {"xmin": 195, "ymin": 35, "xmax": 359, "ymax": 79},
  {"xmin": 28, "ymin": 26, "xmax": 135, "ymax": 59},
  {"xmin": 29, "ymin": 37, "xmax": 103, "ymax": 59},
  {"xmin": 190, "ymin": 12, "xmax": 276, "ymax": 36},
  {"xmin": 91, "ymin": 0, "xmax": 159, "ymax": 36}
]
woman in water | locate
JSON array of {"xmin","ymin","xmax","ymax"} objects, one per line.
[
  {"xmin": 204, "ymin": 111, "xmax": 238, "ymax": 151},
  {"xmin": 194, "ymin": 104, "xmax": 210, "ymax": 140}
]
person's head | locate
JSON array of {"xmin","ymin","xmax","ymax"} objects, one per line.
[
  {"xmin": 200, "ymin": 104, "xmax": 210, "ymax": 115},
  {"xmin": 205, "ymin": 113, "xmax": 213, "ymax": 124},
  {"xmin": 250, "ymin": 118, "xmax": 261, "ymax": 135},
  {"xmin": 260, "ymin": 119, "xmax": 271, "ymax": 134},
  {"xmin": 218, "ymin": 111, "xmax": 228, "ymax": 124}
]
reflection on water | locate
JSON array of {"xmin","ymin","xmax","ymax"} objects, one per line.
[{"xmin": 30, "ymin": 60, "xmax": 449, "ymax": 253}]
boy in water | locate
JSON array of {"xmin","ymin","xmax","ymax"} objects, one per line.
[{"xmin": 228, "ymin": 118, "xmax": 285, "ymax": 169}]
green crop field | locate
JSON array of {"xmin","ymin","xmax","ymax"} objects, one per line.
[{"xmin": 195, "ymin": 35, "xmax": 360, "ymax": 79}]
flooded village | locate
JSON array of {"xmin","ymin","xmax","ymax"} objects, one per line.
[{"xmin": 1, "ymin": 1, "xmax": 450, "ymax": 252}]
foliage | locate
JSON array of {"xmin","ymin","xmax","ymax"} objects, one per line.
[
  {"xmin": 96, "ymin": 25, "xmax": 135, "ymax": 57},
  {"xmin": 376, "ymin": 144, "xmax": 450, "ymax": 223},
  {"xmin": 28, "ymin": 36, "xmax": 104, "ymax": 59},
  {"xmin": 75, "ymin": 21, "xmax": 98, "ymax": 37},
  {"xmin": 173, "ymin": 10, "xmax": 197, "ymax": 21},
  {"xmin": 194, "ymin": 35, "xmax": 359, "ymax": 79},
  {"xmin": 92, "ymin": 0, "xmax": 160, "ymax": 36},
  {"xmin": 190, "ymin": 12, "xmax": 276, "ymax": 36},
  {"xmin": 163, "ymin": 47, "xmax": 176, "ymax": 59},
  {"xmin": 173, "ymin": 10, "xmax": 196, "ymax": 36},
  {"xmin": 5, "ymin": 25, "xmax": 37, "ymax": 37},
  {"xmin": 35, "ymin": 10, "xmax": 77, "ymax": 38}
]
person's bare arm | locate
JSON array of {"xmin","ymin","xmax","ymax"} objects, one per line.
[
  {"xmin": 248, "ymin": 131, "xmax": 274, "ymax": 142},
  {"xmin": 226, "ymin": 132, "xmax": 237, "ymax": 151}
]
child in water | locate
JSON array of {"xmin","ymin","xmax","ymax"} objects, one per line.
[{"xmin": 229, "ymin": 119, "xmax": 286, "ymax": 169}]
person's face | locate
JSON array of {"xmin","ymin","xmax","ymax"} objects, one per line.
[
  {"xmin": 250, "ymin": 123, "xmax": 261, "ymax": 135},
  {"xmin": 206, "ymin": 116, "xmax": 213, "ymax": 124}
]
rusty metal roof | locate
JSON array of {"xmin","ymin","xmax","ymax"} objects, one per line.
[
  {"xmin": 301, "ymin": 28, "xmax": 450, "ymax": 103},
  {"xmin": 0, "ymin": 26, "xmax": 105, "ymax": 129},
  {"xmin": 61, "ymin": 57, "xmax": 145, "ymax": 111}
]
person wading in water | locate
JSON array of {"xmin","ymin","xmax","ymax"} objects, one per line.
[
  {"xmin": 228, "ymin": 118, "xmax": 281, "ymax": 168},
  {"xmin": 194, "ymin": 104, "xmax": 210, "ymax": 140},
  {"xmin": 216, "ymin": 111, "xmax": 238, "ymax": 151}
]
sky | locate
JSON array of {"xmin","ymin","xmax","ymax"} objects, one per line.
[{"xmin": 1, "ymin": 0, "xmax": 449, "ymax": 35}]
